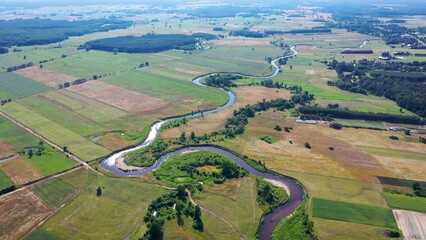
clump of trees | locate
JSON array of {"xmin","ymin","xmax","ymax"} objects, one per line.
[
  {"xmin": 329, "ymin": 122, "xmax": 343, "ymax": 130},
  {"xmin": 299, "ymin": 106, "xmax": 424, "ymax": 125},
  {"xmin": 0, "ymin": 19, "xmax": 132, "ymax": 47},
  {"xmin": 59, "ymin": 78, "xmax": 87, "ymax": 89},
  {"xmin": 141, "ymin": 187, "xmax": 204, "ymax": 240},
  {"xmin": 83, "ymin": 33, "xmax": 215, "ymax": 53},
  {"xmin": 125, "ymin": 139, "xmax": 169, "ymax": 167},
  {"xmin": 326, "ymin": 58, "xmax": 426, "ymax": 117},
  {"xmin": 6, "ymin": 62, "xmax": 33, "ymax": 72},
  {"xmin": 205, "ymin": 74, "xmax": 243, "ymax": 88},
  {"xmin": 256, "ymin": 178, "xmax": 289, "ymax": 209}
]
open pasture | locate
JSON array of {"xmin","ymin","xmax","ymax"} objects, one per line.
[
  {"xmin": 27, "ymin": 148, "xmax": 78, "ymax": 176},
  {"xmin": 0, "ymin": 72, "xmax": 51, "ymax": 98},
  {"xmin": 32, "ymin": 168, "xmax": 96, "ymax": 209},
  {"xmin": 312, "ymin": 198, "xmax": 397, "ymax": 229},
  {"xmin": 19, "ymin": 95, "xmax": 106, "ymax": 136},
  {"xmin": 1, "ymin": 103, "xmax": 111, "ymax": 161},
  {"xmin": 16, "ymin": 66, "xmax": 77, "ymax": 87},
  {"xmin": 0, "ymin": 115, "xmax": 40, "ymax": 155},
  {"xmin": 28, "ymin": 177, "xmax": 167, "ymax": 240},
  {"xmin": 0, "ymin": 189, "xmax": 51, "ymax": 240},
  {"xmin": 0, "ymin": 170, "xmax": 13, "ymax": 189},
  {"xmin": 0, "ymin": 156, "xmax": 44, "ymax": 185},
  {"xmin": 68, "ymin": 80, "xmax": 169, "ymax": 114},
  {"xmin": 383, "ymin": 193, "xmax": 426, "ymax": 212}
]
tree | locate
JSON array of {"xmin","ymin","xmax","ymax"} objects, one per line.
[
  {"xmin": 190, "ymin": 132, "xmax": 196, "ymax": 140},
  {"xmin": 63, "ymin": 146, "xmax": 68, "ymax": 153},
  {"xmin": 180, "ymin": 132, "xmax": 186, "ymax": 142},
  {"xmin": 96, "ymin": 186, "xmax": 102, "ymax": 197},
  {"xmin": 329, "ymin": 122, "xmax": 343, "ymax": 130},
  {"xmin": 28, "ymin": 149, "xmax": 33, "ymax": 158},
  {"xmin": 145, "ymin": 62, "xmax": 149, "ymax": 66},
  {"xmin": 177, "ymin": 186, "xmax": 186, "ymax": 200},
  {"xmin": 304, "ymin": 142, "xmax": 311, "ymax": 149},
  {"xmin": 148, "ymin": 220, "xmax": 163, "ymax": 240},
  {"xmin": 274, "ymin": 125, "xmax": 282, "ymax": 131}
]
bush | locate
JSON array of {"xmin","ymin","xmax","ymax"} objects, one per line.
[
  {"xmin": 330, "ymin": 122, "xmax": 343, "ymax": 130},
  {"xmin": 384, "ymin": 229, "xmax": 401, "ymax": 238},
  {"xmin": 389, "ymin": 136, "xmax": 399, "ymax": 140},
  {"xmin": 304, "ymin": 142, "xmax": 311, "ymax": 149}
]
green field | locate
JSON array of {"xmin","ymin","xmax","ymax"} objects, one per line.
[
  {"xmin": 102, "ymin": 70, "xmax": 228, "ymax": 106},
  {"xmin": 32, "ymin": 168, "xmax": 95, "ymax": 209},
  {"xmin": 27, "ymin": 148, "xmax": 78, "ymax": 176},
  {"xmin": 0, "ymin": 72, "xmax": 51, "ymax": 97},
  {"xmin": 1, "ymin": 103, "xmax": 110, "ymax": 161},
  {"xmin": 383, "ymin": 192, "xmax": 426, "ymax": 212},
  {"xmin": 312, "ymin": 198, "xmax": 397, "ymax": 229},
  {"xmin": 28, "ymin": 177, "xmax": 167, "ymax": 240},
  {"xmin": 335, "ymin": 119, "xmax": 386, "ymax": 130},
  {"xmin": 359, "ymin": 146, "xmax": 426, "ymax": 161},
  {"xmin": 19, "ymin": 95, "xmax": 107, "ymax": 136},
  {"xmin": 0, "ymin": 115, "xmax": 40, "ymax": 153},
  {"xmin": 0, "ymin": 170, "xmax": 13, "ymax": 189}
]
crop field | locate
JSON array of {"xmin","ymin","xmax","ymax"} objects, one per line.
[
  {"xmin": 0, "ymin": 189, "xmax": 51, "ymax": 240},
  {"xmin": 0, "ymin": 170, "xmax": 13, "ymax": 189},
  {"xmin": 1, "ymin": 103, "xmax": 111, "ymax": 161},
  {"xmin": 69, "ymin": 80, "xmax": 169, "ymax": 114},
  {"xmin": 101, "ymin": 70, "xmax": 228, "ymax": 109},
  {"xmin": 32, "ymin": 168, "xmax": 96, "ymax": 209},
  {"xmin": 313, "ymin": 218, "xmax": 393, "ymax": 240},
  {"xmin": 16, "ymin": 66, "xmax": 77, "ymax": 87},
  {"xmin": 27, "ymin": 148, "xmax": 78, "ymax": 176},
  {"xmin": 28, "ymin": 177, "xmax": 167, "ymax": 240},
  {"xmin": 383, "ymin": 193, "xmax": 426, "ymax": 212},
  {"xmin": 0, "ymin": 156, "xmax": 44, "ymax": 185},
  {"xmin": 0, "ymin": 72, "xmax": 52, "ymax": 98},
  {"xmin": 393, "ymin": 210, "xmax": 426, "ymax": 240},
  {"xmin": 312, "ymin": 198, "xmax": 398, "ymax": 229},
  {"xmin": 19, "ymin": 95, "xmax": 107, "ymax": 136},
  {"xmin": 335, "ymin": 119, "xmax": 386, "ymax": 130},
  {"xmin": 0, "ymin": 115, "xmax": 40, "ymax": 156},
  {"xmin": 359, "ymin": 146, "xmax": 426, "ymax": 162}
]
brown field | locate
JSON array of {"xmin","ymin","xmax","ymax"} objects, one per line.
[
  {"xmin": 16, "ymin": 67, "xmax": 77, "ymax": 87},
  {"xmin": 0, "ymin": 188, "xmax": 51, "ymax": 240},
  {"xmin": 0, "ymin": 156, "xmax": 44, "ymax": 185},
  {"xmin": 97, "ymin": 132, "xmax": 133, "ymax": 151},
  {"xmin": 211, "ymin": 39, "xmax": 271, "ymax": 46},
  {"xmin": 0, "ymin": 141, "xmax": 15, "ymax": 158},
  {"xmin": 374, "ymin": 157, "xmax": 426, "ymax": 181},
  {"xmin": 68, "ymin": 81, "xmax": 169, "ymax": 113},
  {"xmin": 161, "ymin": 86, "xmax": 291, "ymax": 138},
  {"xmin": 393, "ymin": 210, "xmax": 426, "ymax": 240},
  {"xmin": 155, "ymin": 64, "xmax": 203, "ymax": 75}
]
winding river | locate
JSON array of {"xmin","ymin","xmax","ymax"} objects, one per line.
[{"xmin": 100, "ymin": 46, "xmax": 302, "ymax": 240}]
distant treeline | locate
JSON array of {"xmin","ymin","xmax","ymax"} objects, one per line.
[
  {"xmin": 7, "ymin": 62, "xmax": 33, "ymax": 72},
  {"xmin": 0, "ymin": 47, "xmax": 8, "ymax": 54},
  {"xmin": 298, "ymin": 106, "xmax": 424, "ymax": 125},
  {"xmin": 230, "ymin": 28, "xmax": 331, "ymax": 38},
  {"xmin": 83, "ymin": 33, "xmax": 216, "ymax": 53},
  {"xmin": 0, "ymin": 19, "xmax": 132, "ymax": 47},
  {"xmin": 341, "ymin": 50, "xmax": 373, "ymax": 54}
]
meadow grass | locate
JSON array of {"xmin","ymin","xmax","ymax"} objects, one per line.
[
  {"xmin": 0, "ymin": 115, "xmax": 40, "ymax": 150},
  {"xmin": 27, "ymin": 148, "xmax": 78, "ymax": 176},
  {"xmin": 313, "ymin": 217, "xmax": 394, "ymax": 240},
  {"xmin": 32, "ymin": 168, "xmax": 96, "ymax": 209},
  {"xmin": 312, "ymin": 198, "xmax": 397, "ymax": 229},
  {"xmin": 28, "ymin": 177, "xmax": 168, "ymax": 240},
  {"xmin": 359, "ymin": 146, "xmax": 426, "ymax": 161},
  {"xmin": 335, "ymin": 119, "xmax": 386, "ymax": 130},
  {"xmin": 0, "ymin": 170, "xmax": 13, "ymax": 189},
  {"xmin": 1, "ymin": 103, "xmax": 110, "ymax": 161},
  {"xmin": 102, "ymin": 70, "xmax": 228, "ymax": 105},
  {"xmin": 383, "ymin": 192, "xmax": 426, "ymax": 212},
  {"xmin": 0, "ymin": 72, "xmax": 51, "ymax": 97}
]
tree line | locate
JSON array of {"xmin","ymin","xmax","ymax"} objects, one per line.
[
  {"xmin": 326, "ymin": 59, "xmax": 426, "ymax": 117},
  {"xmin": 0, "ymin": 19, "xmax": 132, "ymax": 47}
]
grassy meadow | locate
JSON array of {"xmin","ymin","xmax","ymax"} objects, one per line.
[{"xmin": 383, "ymin": 192, "xmax": 426, "ymax": 212}]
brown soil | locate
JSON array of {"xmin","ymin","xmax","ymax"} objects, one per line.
[
  {"xmin": 0, "ymin": 156, "xmax": 44, "ymax": 185},
  {"xmin": 0, "ymin": 189, "xmax": 51, "ymax": 240},
  {"xmin": 0, "ymin": 141, "xmax": 15, "ymax": 158},
  {"xmin": 15, "ymin": 67, "xmax": 77, "ymax": 87},
  {"xmin": 67, "ymin": 81, "xmax": 169, "ymax": 113},
  {"xmin": 393, "ymin": 210, "xmax": 426, "ymax": 240}
]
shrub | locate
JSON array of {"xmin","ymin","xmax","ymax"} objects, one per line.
[
  {"xmin": 330, "ymin": 122, "xmax": 343, "ymax": 130},
  {"xmin": 304, "ymin": 142, "xmax": 311, "ymax": 149},
  {"xmin": 389, "ymin": 136, "xmax": 399, "ymax": 140}
]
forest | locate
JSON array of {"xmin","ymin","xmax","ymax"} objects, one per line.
[
  {"xmin": 0, "ymin": 19, "xmax": 132, "ymax": 47},
  {"xmin": 83, "ymin": 33, "xmax": 211, "ymax": 53},
  {"xmin": 327, "ymin": 59, "xmax": 426, "ymax": 117}
]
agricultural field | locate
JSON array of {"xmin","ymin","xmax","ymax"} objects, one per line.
[
  {"xmin": 0, "ymin": 72, "xmax": 52, "ymax": 98},
  {"xmin": 27, "ymin": 177, "xmax": 168, "ymax": 240},
  {"xmin": 0, "ymin": 2, "xmax": 425, "ymax": 240},
  {"xmin": 312, "ymin": 198, "xmax": 398, "ymax": 229}
]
